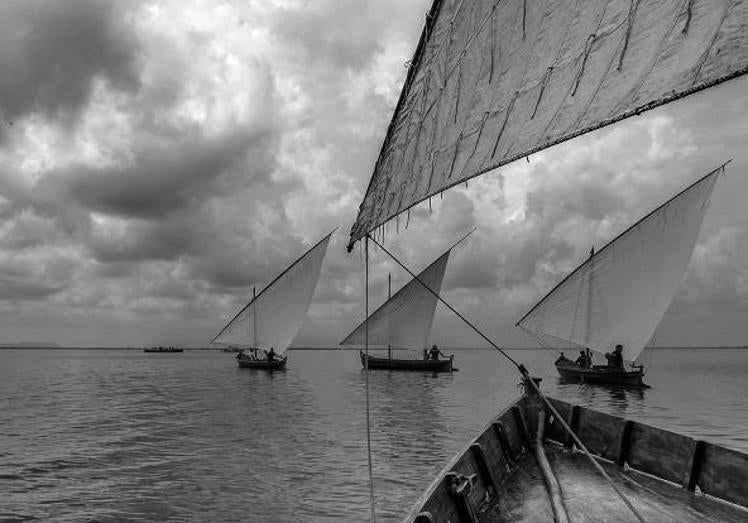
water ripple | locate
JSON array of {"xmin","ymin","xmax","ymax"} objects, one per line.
[{"xmin": 1, "ymin": 348, "xmax": 747, "ymax": 521}]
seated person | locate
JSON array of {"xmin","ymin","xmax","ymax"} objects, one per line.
[
  {"xmin": 575, "ymin": 350, "xmax": 590, "ymax": 368},
  {"xmin": 428, "ymin": 344, "xmax": 440, "ymax": 361}
]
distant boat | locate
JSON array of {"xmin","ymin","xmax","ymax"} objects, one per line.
[
  {"xmin": 144, "ymin": 346, "xmax": 183, "ymax": 353},
  {"xmin": 210, "ymin": 230, "xmax": 334, "ymax": 370},
  {"xmin": 340, "ymin": 247, "xmax": 456, "ymax": 372},
  {"xmin": 516, "ymin": 167, "xmax": 723, "ymax": 387}
]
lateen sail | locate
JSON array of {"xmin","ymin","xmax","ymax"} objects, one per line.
[
  {"xmin": 348, "ymin": 0, "xmax": 748, "ymax": 247},
  {"xmin": 340, "ymin": 250, "xmax": 450, "ymax": 349},
  {"xmin": 516, "ymin": 166, "xmax": 723, "ymax": 362},
  {"xmin": 212, "ymin": 232, "xmax": 334, "ymax": 354}
]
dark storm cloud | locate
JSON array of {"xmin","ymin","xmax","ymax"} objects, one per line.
[
  {"xmin": 0, "ymin": 250, "xmax": 76, "ymax": 300},
  {"xmin": 0, "ymin": 0, "xmax": 141, "ymax": 133},
  {"xmin": 60, "ymin": 130, "xmax": 276, "ymax": 220}
]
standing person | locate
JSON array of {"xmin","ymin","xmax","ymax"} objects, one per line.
[
  {"xmin": 611, "ymin": 344, "xmax": 624, "ymax": 369},
  {"xmin": 267, "ymin": 347, "xmax": 276, "ymax": 363}
]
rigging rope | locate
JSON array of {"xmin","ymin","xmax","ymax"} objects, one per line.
[
  {"xmin": 364, "ymin": 237, "xmax": 376, "ymax": 522},
  {"xmin": 364, "ymin": 237, "xmax": 377, "ymax": 523},
  {"xmin": 367, "ymin": 233, "xmax": 646, "ymax": 523}
]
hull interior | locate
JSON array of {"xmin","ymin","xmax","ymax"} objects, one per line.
[{"xmin": 408, "ymin": 388, "xmax": 748, "ymax": 522}]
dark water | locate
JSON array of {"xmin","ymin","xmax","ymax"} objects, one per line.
[{"xmin": 1, "ymin": 348, "xmax": 747, "ymax": 522}]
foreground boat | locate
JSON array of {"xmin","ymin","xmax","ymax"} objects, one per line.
[
  {"xmin": 408, "ymin": 378, "xmax": 748, "ymax": 522},
  {"xmin": 211, "ymin": 230, "xmax": 334, "ymax": 369},
  {"xmin": 359, "ymin": 351, "xmax": 453, "ymax": 372}
]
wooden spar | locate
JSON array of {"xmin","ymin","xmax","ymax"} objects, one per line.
[{"xmin": 535, "ymin": 409, "xmax": 570, "ymax": 523}]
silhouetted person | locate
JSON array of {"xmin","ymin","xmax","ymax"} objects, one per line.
[
  {"xmin": 556, "ymin": 352, "xmax": 571, "ymax": 365},
  {"xmin": 267, "ymin": 347, "xmax": 276, "ymax": 363},
  {"xmin": 575, "ymin": 350, "xmax": 590, "ymax": 368},
  {"xmin": 611, "ymin": 344, "xmax": 624, "ymax": 370},
  {"xmin": 429, "ymin": 344, "xmax": 440, "ymax": 361},
  {"xmin": 423, "ymin": 348, "xmax": 429, "ymax": 360}
]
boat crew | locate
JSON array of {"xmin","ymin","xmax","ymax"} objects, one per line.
[
  {"xmin": 429, "ymin": 344, "xmax": 440, "ymax": 361},
  {"xmin": 267, "ymin": 348, "xmax": 276, "ymax": 363},
  {"xmin": 575, "ymin": 350, "xmax": 590, "ymax": 368}
]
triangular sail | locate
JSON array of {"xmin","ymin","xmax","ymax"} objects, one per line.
[
  {"xmin": 348, "ymin": 0, "xmax": 748, "ymax": 247},
  {"xmin": 517, "ymin": 165, "xmax": 724, "ymax": 362},
  {"xmin": 340, "ymin": 251, "xmax": 450, "ymax": 349},
  {"xmin": 212, "ymin": 231, "xmax": 334, "ymax": 354}
]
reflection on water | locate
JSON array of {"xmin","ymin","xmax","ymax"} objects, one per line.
[{"xmin": 1, "ymin": 348, "xmax": 747, "ymax": 521}]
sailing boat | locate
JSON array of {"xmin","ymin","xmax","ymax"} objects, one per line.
[
  {"xmin": 516, "ymin": 167, "xmax": 724, "ymax": 387},
  {"xmin": 345, "ymin": 0, "xmax": 748, "ymax": 520},
  {"xmin": 340, "ymin": 248, "xmax": 455, "ymax": 373},
  {"xmin": 211, "ymin": 230, "xmax": 334, "ymax": 370}
]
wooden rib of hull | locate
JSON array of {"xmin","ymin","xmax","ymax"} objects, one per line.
[
  {"xmin": 556, "ymin": 361, "xmax": 645, "ymax": 387},
  {"xmin": 236, "ymin": 355, "xmax": 287, "ymax": 370},
  {"xmin": 407, "ymin": 386, "xmax": 748, "ymax": 522},
  {"xmin": 360, "ymin": 351, "xmax": 453, "ymax": 372}
]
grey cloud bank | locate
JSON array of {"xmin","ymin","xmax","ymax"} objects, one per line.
[{"xmin": 0, "ymin": 0, "xmax": 747, "ymax": 350}]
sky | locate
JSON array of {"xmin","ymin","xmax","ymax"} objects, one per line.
[{"xmin": 1, "ymin": 0, "xmax": 747, "ymax": 349}]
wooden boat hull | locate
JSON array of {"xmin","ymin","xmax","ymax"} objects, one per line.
[
  {"xmin": 406, "ymin": 382, "xmax": 748, "ymax": 522},
  {"xmin": 360, "ymin": 351, "xmax": 453, "ymax": 372},
  {"xmin": 556, "ymin": 360, "xmax": 645, "ymax": 386},
  {"xmin": 236, "ymin": 355, "xmax": 287, "ymax": 370}
]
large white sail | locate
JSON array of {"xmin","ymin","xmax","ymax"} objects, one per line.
[
  {"xmin": 212, "ymin": 231, "xmax": 334, "ymax": 354},
  {"xmin": 517, "ymin": 166, "xmax": 724, "ymax": 362},
  {"xmin": 348, "ymin": 0, "xmax": 748, "ymax": 247},
  {"xmin": 340, "ymin": 251, "xmax": 450, "ymax": 349}
]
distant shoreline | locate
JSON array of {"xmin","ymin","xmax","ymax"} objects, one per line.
[{"xmin": 2, "ymin": 346, "xmax": 748, "ymax": 351}]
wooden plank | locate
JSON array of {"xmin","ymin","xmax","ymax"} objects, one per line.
[
  {"xmin": 454, "ymin": 449, "xmax": 489, "ymax": 509},
  {"xmin": 445, "ymin": 471, "xmax": 479, "ymax": 523},
  {"xmin": 492, "ymin": 421, "xmax": 516, "ymax": 467},
  {"xmin": 543, "ymin": 398, "xmax": 572, "ymax": 444},
  {"xmin": 698, "ymin": 442, "xmax": 748, "ymax": 508},
  {"xmin": 502, "ymin": 406, "xmax": 528, "ymax": 458},
  {"xmin": 419, "ymin": 476, "xmax": 463, "ymax": 522},
  {"xmin": 575, "ymin": 407, "xmax": 623, "ymax": 461},
  {"xmin": 564, "ymin": 405, "xmax": 581, "ymax": 450},
  {"xmin": 615, "ymin": 421, "xmax": 633, "ymax": 467},
  {"xmin": 627, "ymin": 423, "xmax": 696, "ymax": 485},
  {"xmin": 478, "ymin": 424, "xmax": 511, "ymax": 480}
]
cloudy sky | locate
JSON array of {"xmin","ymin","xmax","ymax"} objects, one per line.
[{"xmin": 1, "ymin": 0, "xmax": 747, "ymax": 349}]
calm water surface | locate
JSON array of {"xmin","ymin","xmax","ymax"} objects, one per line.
[{"xmin": 2, "ymin": 348, "xmax": 747, "ymax": 522}]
